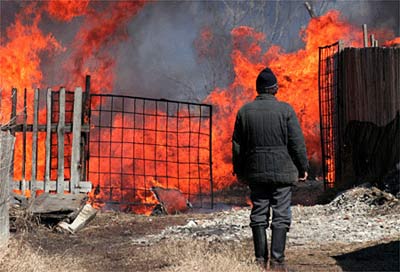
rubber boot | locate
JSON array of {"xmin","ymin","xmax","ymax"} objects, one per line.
[
  {"xmin": 252, "ymin": 226, "xmax": 268, "ymax": 267},
  {"xmin": 270, "ymin": 228, "xmax": 287, "ymax": 271}
]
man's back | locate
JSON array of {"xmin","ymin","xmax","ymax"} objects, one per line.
[
  {"xmin": 233, "ymin": 93, "xmax": 308, "ymax": 185},
  {"xmin": 239, "ymin": 93, "xmax": 291, "ymax": 148}
]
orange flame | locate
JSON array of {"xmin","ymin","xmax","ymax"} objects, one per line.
[
  {"xmin": 384, "ymin": 37, "xmax": 400, "ymax": 47},
  {"xmin": 46, "ymin": 0, "xmax": 89, "ymax": 22}
]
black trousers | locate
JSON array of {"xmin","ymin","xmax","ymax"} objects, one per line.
[{"xmin": 249, "ymin": 183, "xmax": 292, "ymax": 230}]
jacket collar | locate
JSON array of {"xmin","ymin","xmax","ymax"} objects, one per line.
[{"xmin": 255, "ymin": 93, "xmax": 277, "ymax": 100}]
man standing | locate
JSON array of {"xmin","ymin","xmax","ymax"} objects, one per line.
[{"xmin": 232, "ymin": 68, "xmax": 308, "ymax": 270}]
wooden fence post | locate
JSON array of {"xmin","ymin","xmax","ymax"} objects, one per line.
[
  {"xmin": 45, "ymin": 88, "xmax": 52, "ymax": 192},
  {"xmin": 57, "ymin": 88, "xmax": 66, "ymax": 194},
  {"xmin": 0, "ymin": 132, "xmax": 16, "ymax": 247},
  {"xmin": 70, "ymin": 87, "xmax": 83, "ymax": 194},
  {"xmin": 362, "ymin": 24, "xmax": 368, "ymax": 47},
  {"xmin": 9, "ymin": 88, "xmax": 17, "ymax": 188},
  {"xmin": 31, "ymin": 88, "xmax": 39, "ymax": 198},
  {"xmin": 22, "ymin": 89, "xmax": 27, "ymax": 195}
]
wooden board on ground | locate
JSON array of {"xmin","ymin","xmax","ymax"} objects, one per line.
[{"xmin": 28, "ymin": 193, "xmax": 87, "ymax": 219}]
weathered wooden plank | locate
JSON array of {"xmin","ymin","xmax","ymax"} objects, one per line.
[
  {"xmin": 45, "ymin": 88, "xmax": 52, "ymax": 192},
  {"xmin": 11, "ymin": 180, "xmax": 92, "ymax": 193},
  {"xmin": 70, "ymin": 88, "xmax": 83, "ymax": 194},
  {"xmin": 57, "ymin": 203, "xmax": 98, "ymax": 234},
  {"xmin": 9, "ymin": 89, "xmax": 17, "ymax": 188},
  {"xmin": 1, "ymin": 123, "xmax": 90, "ymax": 133},
  {"xmin": 0, "ymin": 132, "xmax": 15, "ymax": 247},
  {"xmin": 84, "ymin": 75, "xmax": 91, "ymax": 122},
  {"xmin": 57, "ymin": 88, "xmax": 66, "ymax": 194},
  {"xmin": 28, "ymin": 192, "xmax": 87, "ymax": 215},
  {"xmin": 362, "ymin": 24, "xmax": 368, "ymax": 47},
  {"xmin": 22, "ymin": 88, "xmax": 27, "ymax": 194},
  {"xmin": 10, "ymin": 88, "xmax": 17, "ymax": 131},
  {"xmin": 31, "ymin": 88, "xmax": 39, "ymax": 198},
  {"xmin": 81, "ymin": 75, "xmax": 91, "ymax": 182},
  {"xmin": 0, "ymin": 135, "xmax": 9, "ymax": 247}
]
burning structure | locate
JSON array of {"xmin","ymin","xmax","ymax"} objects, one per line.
[{"xmin": 1, "ymin": 1, "xmax": 399, "ymax": 214}]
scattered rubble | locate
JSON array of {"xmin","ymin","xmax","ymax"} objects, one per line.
[
  {"xmin": 9, "ymin": 193, "xmax": 98, "ymax": 233},
  {"xmin": 132, "ymin": 186, "xmax": 400, "ymax": 246}
]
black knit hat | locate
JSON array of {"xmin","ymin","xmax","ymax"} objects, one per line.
[{"xmin": 256, "ymin": 68, "xmax": 277, "ymax": 93}]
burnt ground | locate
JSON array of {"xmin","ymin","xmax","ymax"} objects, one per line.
[
  {"xmin": 24, "ymin": 213, "xmax": 195, "ymax": 271},
  {"xmin": 2, "ymin": 182, "xmax": 399, "ymax": 272},
  {"xmin": 9, "ymin": 211, "xmax": 398, "ymax": 272}
]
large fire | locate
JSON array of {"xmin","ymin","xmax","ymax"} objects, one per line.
[
  {"xmin": 1, "ymin": 2, "xmax": 398, "ymax": 212},
  {"xmin": 205, "ymin": 10, "xmax": 365, "ymax": 188}
]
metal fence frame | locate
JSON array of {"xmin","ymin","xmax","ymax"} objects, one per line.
[
  {"xmin": 318, "ymin": 41, "xmax": 343, "ymax": 189},
  {"xmin": 88, "ymin": 94, "xmax": 213, "ymax": 212}
]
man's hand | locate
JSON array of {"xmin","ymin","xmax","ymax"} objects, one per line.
[{"xmin": 299, "ymin": 171, "xmax": 308, "ymax": 182}]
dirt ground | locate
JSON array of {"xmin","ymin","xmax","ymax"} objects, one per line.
[
  {"xmin": 1, "ymin": 182, "xmax": 399, "ymax": 271},
  {"xmin": 1, "ymin": 209, "xmax": 399, "ymax": 272}
]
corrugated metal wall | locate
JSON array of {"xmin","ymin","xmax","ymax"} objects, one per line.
[{"xmin": 337, "ymin": 47, "xmax": 400, "ymax": 187}]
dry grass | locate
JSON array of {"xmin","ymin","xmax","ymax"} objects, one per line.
[
  {"xmin": 155, "ymin": 239, "xmax": 263, "ymax": 272},
  {"xmin": 0, "ymin": 234, "xmax": 84, "ymax": 272}
]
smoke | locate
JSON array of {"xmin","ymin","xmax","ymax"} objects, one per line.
[
  {"xmin": 114, "ymin": 2, "xmax": 207, "ymax": 101},
  {"xmin": 313, "ymin": 0, "xmax": 399, "ymax": 35}
]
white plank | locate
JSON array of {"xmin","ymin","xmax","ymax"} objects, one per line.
[
  {"xmin": 45, "ymin": 88, "xmax": 52, "ymax": 192},
  {"xmin": 57, "ymin": 88, "xmax": 66, "ymax": 193},
  {"xmin": 70, "ymin": 88, "xmax": 83, "ymax": 194}
]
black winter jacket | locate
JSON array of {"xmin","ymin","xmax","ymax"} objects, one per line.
[{"xmin": 232, "ymin": 93, "xmax": 308, "ymax": 185}]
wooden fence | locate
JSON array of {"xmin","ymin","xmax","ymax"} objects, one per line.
[
  {"xmin": 337, "ymin": 47, "xmax": 400, "ymax": 186},
  {"xmin": 4, "ymin": 86, "xmax": 92, "ymax": 198}
]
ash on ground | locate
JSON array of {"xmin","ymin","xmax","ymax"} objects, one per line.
[{"xmin": 132, "ymin": 186, "xmax": 399, "ymax": 246}]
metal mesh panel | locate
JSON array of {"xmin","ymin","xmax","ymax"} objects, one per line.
[
  {"xmin": 318, "ymin": 42, "xmax": 341, "ymax": 189},
  {"xmin": 88, "ymin": 94, "xmax": 213, "ymax": 212}
]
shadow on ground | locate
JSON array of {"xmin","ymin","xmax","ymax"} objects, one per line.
[{"xmin": 333, "ymin": 240, "xmax": 400, "ymax": 271}]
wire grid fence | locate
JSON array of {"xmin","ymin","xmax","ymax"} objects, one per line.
[
  {"xmin": 318, "ymin": 42, "xmax": 341, "ymax": 189},
  {"xmin": 88, "ymin": 94, "xmax": 213, "ymax": 212}
]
